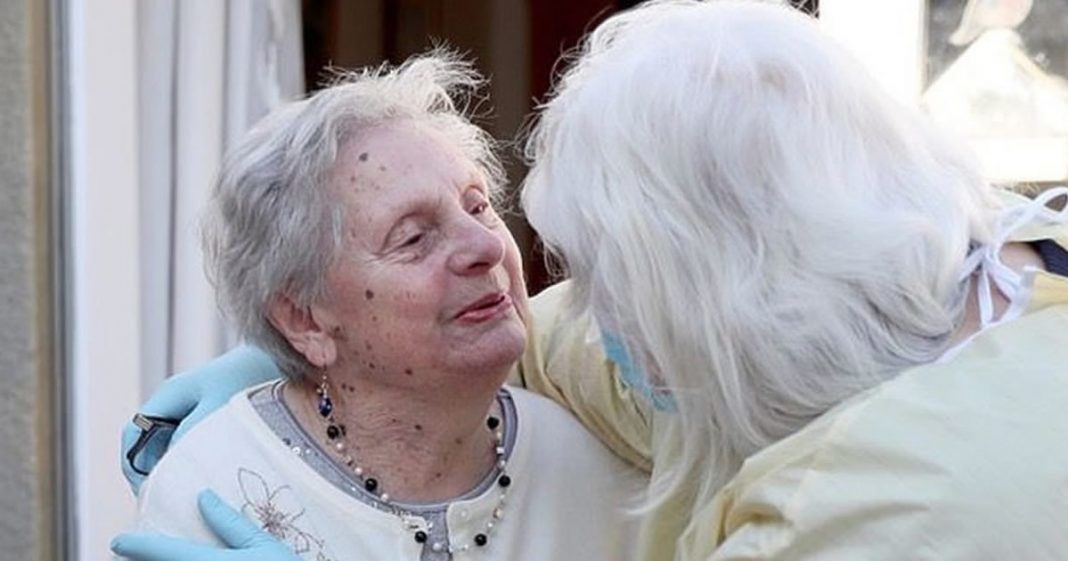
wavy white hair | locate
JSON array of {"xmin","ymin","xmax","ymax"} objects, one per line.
[
  {"xmin": 522, "ymin": 0, "xmax": 997, "ymax": 526},
  {"xmin": 204, "ymin": 51, "xmax": 503, "ymax": 379}
]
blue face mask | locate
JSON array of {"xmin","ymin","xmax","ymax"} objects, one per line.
[{"xmin": 599, "ymin": 329, "xmax": 677, "ymax": 412}]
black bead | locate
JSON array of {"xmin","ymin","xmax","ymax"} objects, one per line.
[
  {"xmin": 326, "ymin": 424, "xmax": 341, "ymax": 440},
  {"xmin": 414, "ymin": 531, "xmax": 427, "ymax": 543},
  {"xmin": 497, "ymin": 475, "xmax": 511, "ymax": 487},
  {"xmin": 364, "ymin": 478, "xmax": 379, "ymax": 492},
  {"xmin": 474, "ymin": 533, "xmax": 488, "ymax": 546},
  {"xmin": 486, "ymin": 416, "xmax": 500, "ymax": 430}
]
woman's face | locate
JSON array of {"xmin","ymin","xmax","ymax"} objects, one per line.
[{"xmin": 311, "ymin": 120, "xmax": 528, "ymax": 389}]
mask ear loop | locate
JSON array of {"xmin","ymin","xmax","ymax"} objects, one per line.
[{"xmin": 959, "ymin": 187, "xmax": 1068, "ymax": 330}]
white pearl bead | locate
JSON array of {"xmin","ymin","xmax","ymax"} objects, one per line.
[
  {"xmin": 354, "ymin": 466, "xmax": 364, "ymax": 476},
  {"xmin": 432, "ymin": 542, "xmax": 444, "ymax": 552},
  {"xmin": 380, "ymin": 493, "xmax": 391, "ymax": 502}
]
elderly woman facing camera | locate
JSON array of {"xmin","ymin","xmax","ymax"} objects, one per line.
[
  {"xmin": 118, "ymin": 53, "xmax": 641, "ymax": 561},
  {"xmin": 523, "ymin": 1, "xmax": 1068, "ymax": 560}
]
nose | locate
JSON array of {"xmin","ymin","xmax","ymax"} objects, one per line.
[{"xmin": 447, "ymin": 217, "xmax": 506, "ymax": 275}]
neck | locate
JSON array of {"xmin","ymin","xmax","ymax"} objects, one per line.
[{"xmin": 285, "ymin": 373, "xmax": 503, "ymax": 503}]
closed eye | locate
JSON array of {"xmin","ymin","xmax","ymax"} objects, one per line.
[{"xmin": 401, "ymin": 232, "xmax": 425, "ymax": 247}]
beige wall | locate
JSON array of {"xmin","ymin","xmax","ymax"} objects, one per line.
[{"xmin": 0, "ymin": 0, "xmax": 60, "ymax": 560}]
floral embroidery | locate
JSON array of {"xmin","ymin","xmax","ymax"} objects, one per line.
[{"xmin": 237, "ymin": 468, "xmax": 334, "ymax": 561}]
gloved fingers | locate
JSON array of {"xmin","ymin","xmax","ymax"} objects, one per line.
[
  {"xmin": 197, "ymin": 489, "xmax": 278, "ymax": 549},
  {"xmin": 120, "ymin": 345, "xmax": 283, "ymax": 494},
  {"xmin": 110, "ymin": 532, "xmax": 222, "ymax": 561}
]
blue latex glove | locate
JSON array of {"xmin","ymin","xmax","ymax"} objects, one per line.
[
  {"xmin": 600, "ymin": 329, "xmax": 677, "ymax": 412},
  {"xmin": 111, "ymin": 489, "xmax": 299, "ymax": 561},
  {"xmin": 121, "ymin": 345, "xmax": 281, "ymax": 494}
]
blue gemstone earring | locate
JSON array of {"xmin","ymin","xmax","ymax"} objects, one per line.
[{"xmin": 316, "ymin": 373, "xmax": 333, "ymax": 418}]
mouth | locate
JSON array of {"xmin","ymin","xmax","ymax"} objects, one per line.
[{"xmin": 454, "ymin": 292, "xmax": 512, "ymax": 323}]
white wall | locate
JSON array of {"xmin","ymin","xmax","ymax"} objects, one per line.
[
  {"xmin": 67, "ymin": 0, "xmax": 142, "ymax": 558},
  {"xmin": 820, "ymin": 0, "xmax": 927, "ymax": 105}
]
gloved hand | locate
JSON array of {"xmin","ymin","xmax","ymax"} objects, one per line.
[
  {"xmin": 121, "ymin": 345, "xmax": 281, "ymax": 494},
  {"xmin": 111, "ymin": 489, "xmax": 299, "ymax": 561}
]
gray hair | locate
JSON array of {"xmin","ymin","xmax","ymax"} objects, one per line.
[
  {"xmin": 522, "ymin": 0, "xmax": 997, "ymax": 531},
  {"xmin": 204, "ymin": 50, "xmax": 504, "ymax": 379}
]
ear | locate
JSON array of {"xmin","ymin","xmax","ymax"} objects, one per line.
[{"xmin": 266, "ymin": 293, "xmax": 338, "ymax": 368}]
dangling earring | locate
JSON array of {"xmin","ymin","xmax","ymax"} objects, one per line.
[
  {"xmin": 315, "ymin": 371, "xmax": 333, "ymax": 418},
  {"xmin": 315, "ymin": 370, "xmax": 346, "ymax": 445}
]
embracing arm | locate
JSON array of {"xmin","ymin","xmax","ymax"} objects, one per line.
[{"xmin": 121, "ymin": 345, "xmax": 281, "ymax": 494}]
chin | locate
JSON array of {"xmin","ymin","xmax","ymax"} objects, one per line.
[
  {"xmin": 460, "ymin": 322, "xmax": 527, "ymax": 374},
  {"xmin": 486, "ymin": 326, "xmax": 527, "ymax": 368}
]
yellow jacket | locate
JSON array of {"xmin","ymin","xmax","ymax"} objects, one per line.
[{"xmin": 515, "ymin": 225, "xmax": 1068, "ymax": 561}]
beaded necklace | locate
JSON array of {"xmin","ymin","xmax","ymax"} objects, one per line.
[{"xmin": 314, "ymin": 376, "xmax": 513, "ymax": 555}]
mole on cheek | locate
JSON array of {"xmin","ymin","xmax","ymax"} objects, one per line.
[
  {"xmin": 358, "ymin": 152, "xmax": 369, "ymax": 162},
  {"xmin": 404, "ymin": 368, "xmax": 413, "ymax": 376},
  {"xmin": 364, "ymin": 289, "xmax": 375, "ymax": 300}
]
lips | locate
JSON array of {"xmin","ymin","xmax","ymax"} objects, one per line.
[{"xmin": 454, "ymin": 292, "xmax": 512, "ymax": 322}]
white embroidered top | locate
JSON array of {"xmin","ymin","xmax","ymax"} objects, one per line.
[{"xmin": 133, "ymin": 384, "xmax": 644, "ymax": 561}]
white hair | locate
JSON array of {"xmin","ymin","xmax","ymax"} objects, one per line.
[
  {"xmin": 522, "ymin": 0, "xmax": 997, "ymax": 531},
  {"xmin": 204, "ymin": 50, "xmax": 504, "ymax": 379}
]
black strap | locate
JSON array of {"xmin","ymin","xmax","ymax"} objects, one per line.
[{"xmin": 1030, "ymin": 239, "xmax": 1068, "ymax": 276}]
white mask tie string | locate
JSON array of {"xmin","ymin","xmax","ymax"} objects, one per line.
[{"xmin": 958, "ymin": 187, "xmax": 1068, "ymax": 330}]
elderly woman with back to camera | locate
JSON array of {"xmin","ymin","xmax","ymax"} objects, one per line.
[
  {"xmin": 117, "ymin": 1, "xmax": 1068, "ymax": 560},
  {"xmin": 522, "ymin": 1, "xmax": 1068, "ymax": 559},
  {"xmin": 111, "ymin": 52, "xmax": 642, "ymax": 561}
]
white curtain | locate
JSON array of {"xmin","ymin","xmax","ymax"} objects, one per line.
[{"xmin": 138, "ymin": 0, "xmax": 304, "ymax": 392}]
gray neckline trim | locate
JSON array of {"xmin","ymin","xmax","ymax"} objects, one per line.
[{"xmin": 248, "ymin": 380, "xmax": 519, "ymax": 514}]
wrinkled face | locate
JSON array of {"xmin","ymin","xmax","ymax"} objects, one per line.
[{"xmin": 312, "ymin": 120, "xmax": 528, "ymax": 389}]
